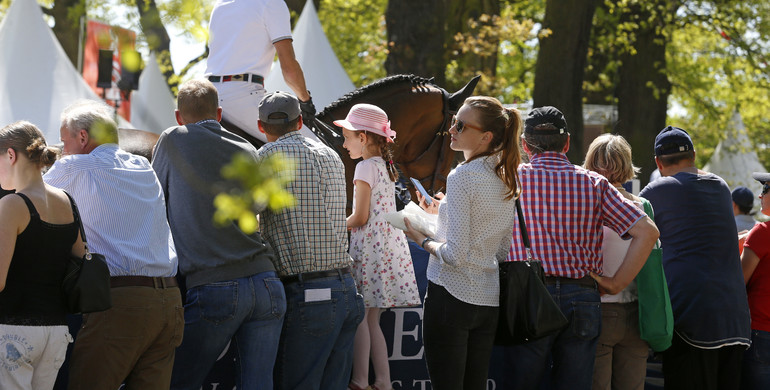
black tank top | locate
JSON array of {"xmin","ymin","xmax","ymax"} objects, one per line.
[{"xmin": 0, "ymin": 193, "xmax": 78, "ymax": 325}]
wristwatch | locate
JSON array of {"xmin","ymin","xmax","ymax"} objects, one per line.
[{"xmin": 421, "ymin": 237, "xmax": 434, "ymax": 250}]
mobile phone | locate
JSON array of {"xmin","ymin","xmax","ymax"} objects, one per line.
[{"xmin": 410, "ymin": 177, "xmax": 432, "ymax": 205}]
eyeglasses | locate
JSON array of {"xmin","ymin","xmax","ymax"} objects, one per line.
[
  {"xmin": 450, "ymin": 116, "xmax": 484, "ymax": 134},
  {"xmin": 762, "ymin": 183, "xmax": 770, "ymax": 196}
]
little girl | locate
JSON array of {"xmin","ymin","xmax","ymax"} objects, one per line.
[{"xmin": 336, "ymin": 104, "xmax": 421, "ymax": 390}]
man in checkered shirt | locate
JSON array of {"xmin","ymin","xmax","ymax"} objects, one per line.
[
  {"xmin": 255, "ymin": 91, "xmax": 364, "ymax": 390},
  {"xmin": 498, "ymin": 106, "xmax": 659, "ymax": 390}
]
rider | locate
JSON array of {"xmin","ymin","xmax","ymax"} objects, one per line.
[{"xmin": 205, "ymin": 0, "xmax": 316, "ymax": 143}]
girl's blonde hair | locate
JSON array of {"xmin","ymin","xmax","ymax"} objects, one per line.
[{"xmin": 584, "ymin": 133, "xmax": 640, "ymax": 184}]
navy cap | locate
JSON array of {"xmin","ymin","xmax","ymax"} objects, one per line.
[
  {"xmin": 753, "ymin": 172, "xmax": 770, "ymax": 184},
  {"xmin": 259, "ymin": 91, "xmax": 301, "ymax": 124},
  {"xmin": 524, "ymin": 106, "xmax": 568, "ymax": 135},
  {"xmin": 654, "ymin": 126, "xmax": 693, "ymax": 156},
  {"xmin": 732, "ymin": 186, "xmax": 754, "ymax": 208}
]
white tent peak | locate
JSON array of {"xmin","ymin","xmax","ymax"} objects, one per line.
[
  {"xmin": 0, "ymin": 0, "xmax": 115, "ymax": 142},
  {"xmin": 704, "ymin": 110, "xmax": 767, "ymax": 201},
  {"xmin": 264, "ymin": 0, "xmax": 355, "ymax": 110},
  {"xmin": 130, "ymin": 52, "xmax": 177, "ymax": 134}
]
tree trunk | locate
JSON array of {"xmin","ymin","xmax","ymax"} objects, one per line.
[
  {"xmin": 444, "ymin": 0, "xmax": 500, "ymax": 92},
  {"xmin": 615, "ymin": 3, "xmax": 670, "ymax": 186},
  {"xmin": 385, "ymin": 0, "xmax": 448, "ymax": 86},
  {"xmin": 135, "ymin": 0, "xmax": 177, "ymax": 92},
  {"xmin": 533, "ymin": 0, "xmax": 599, "ymax": 162},
  {"xmin": 49, "ymin": 0, "xmax": 85, "ymax": 68}
]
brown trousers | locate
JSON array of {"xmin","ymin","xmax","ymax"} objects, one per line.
[
  {"xmin": 67, "ymin": 285, "xmax": 183, "ymax": 390},
  {"xmin": 592, "ymin": 302, "xmax": 649, "ymax": 390}
]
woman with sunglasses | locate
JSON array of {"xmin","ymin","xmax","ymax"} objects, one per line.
[
  {"xmin": 404, "ymin": 96, "xmax": 521, "ymax": 390},
  {"xmin": 740, "ymin": 173, "xmax": 770, "ymax": 390}
]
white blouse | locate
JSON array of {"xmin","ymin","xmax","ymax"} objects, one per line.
[
  {"xmin": 428, "ymin": 156, "xmax": 516, "ymax": 307},
  {"xmin": 600, "ymin": 199, "xmax": 643, "ymax": 303}
]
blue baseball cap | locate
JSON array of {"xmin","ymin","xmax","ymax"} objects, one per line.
[
  {"xmin": 654, "ymin": 126, "xmax": 693, "ymax": 156},
  {"xmin": 732, "ymin": 186, "xmax": 754, "ymax": 208}
]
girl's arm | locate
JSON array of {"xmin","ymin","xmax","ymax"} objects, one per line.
[
  {"xmin": 346, "ymin": 180, "xmax": 371, "ymax": 229},
  {"xmin": 0, "ymin": 196, "xmax": 27, "ymax": 292}
]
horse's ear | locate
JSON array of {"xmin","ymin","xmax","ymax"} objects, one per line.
[{"xmin": 447, "ymin": 75, "xmax": 482, "ymax": 113}]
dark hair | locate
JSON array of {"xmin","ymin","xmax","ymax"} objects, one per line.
[
  {"xmin": 261, "ymin": 112, "xmax": 301, "ymax": 137},
  {"xmin": 656, "ymin": 150, "xmax": 695, "ymax": 167},
  {"xmin": 0, "ymin": 121, "xmax": 59, "ymax": 167},
  {"xmin": 462, "ymin": 96, "xmax": 522, "ymax": 200},
  {"xmin": 737, "ymin": 203, "xmax": 753, "ymax": 215},
  {"xmin": 177, "ymin": 79, "xmax": 219, "ymax": 122},
  {"xmin": 365, "ymin": 132, "xmax": 398, "ymax": 182},
  {"xmin": 522, "ymin": 126, "xmax": 569, "ymax": 154}
]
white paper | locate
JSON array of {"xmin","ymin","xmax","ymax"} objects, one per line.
[
  {"xmin": 304, "ymin": 288, "xmax": 331, "ymax": 302},
  {"xmin": 383, "ymin": 202, "xmax": 438, "ymax": 237}
]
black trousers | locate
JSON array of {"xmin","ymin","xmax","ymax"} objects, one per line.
[
  {"xmin": 663, "ymin": 331, "xmax": 746, "ymax": 390},
  {"xmin": 422, "ymin": 282, "xmax": 498, "ymax": 390}
]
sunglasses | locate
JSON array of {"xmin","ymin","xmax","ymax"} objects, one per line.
[
  {"xmin": 450, "ymin": 116, "xmax": 484, "ymax": 134},
  {"xmin": 762, "ymin": 183, "xmax": 770, "ymax": 196}
]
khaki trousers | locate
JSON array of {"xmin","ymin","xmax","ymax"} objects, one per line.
[
  {"xmin": 592, "ymin": 302, "xmax": 649, "ymax": 390},
  {"xmin": 68, "ymin": 286, "xmax": 183, "ymax": 390}
]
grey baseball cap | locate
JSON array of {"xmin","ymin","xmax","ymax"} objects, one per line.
[{"xmin": 259, "ymin": 91, "xmax": 301, "ymax": 124}]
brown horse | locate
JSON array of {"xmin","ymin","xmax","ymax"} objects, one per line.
[{"xmin": 309, "ymin": 74, "xmax": 480, "ymax": 208}]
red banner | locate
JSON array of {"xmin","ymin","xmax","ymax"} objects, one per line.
[{"xmin": 82, "ymin": 20, "xmax": 136, "ymax": 121}]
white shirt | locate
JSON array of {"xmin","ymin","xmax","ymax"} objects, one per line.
[
  {"xmin": 428, "ymin": 156, "xmax": 516, "ymax": 307},
  {"xmin": 205, "ymin": 0, "xmax": 293, "ymax": 77},
  {"xmin": 43, "ymin": 144, "xmax": 177, "ymax": 277}
]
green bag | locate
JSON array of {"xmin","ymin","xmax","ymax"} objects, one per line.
[{"xmin": 635, "ymin": 198, "xmax": 674, "ymax": 352}]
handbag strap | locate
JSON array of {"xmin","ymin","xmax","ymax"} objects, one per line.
[
  {"xmin": 515, "ymin": 198, "xmax": 536, "ymax": 261},
  {"xmin": 63, "ymin": 191, "xmax": 91, "ymax": 254}
]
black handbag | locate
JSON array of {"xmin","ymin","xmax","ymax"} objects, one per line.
[
  {"xmin": 61, "ymin": 192, "xmax": 112, "ymax": 314},
  {"xmin": 495, "ymin": 199, "xmax": 568, "ymax": 345}
]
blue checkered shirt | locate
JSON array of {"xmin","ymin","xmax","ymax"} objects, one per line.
[{"xmin": 256, "ymin": 132, "xmax": 352, "ymax": 276}]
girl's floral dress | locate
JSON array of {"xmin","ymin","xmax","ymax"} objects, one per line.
[{"xmin": 350, "ymin": 157, "xmax": 421, "ymax": 308}]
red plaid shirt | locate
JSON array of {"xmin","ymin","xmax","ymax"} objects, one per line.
[{"xmin": 507, "ymin": 152, "xmax": 645, "ymax": 278}]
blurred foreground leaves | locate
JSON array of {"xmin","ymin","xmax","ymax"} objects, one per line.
[{"xmin": 214, "ymin": 152, "xmax": 296, "ymax": 234}]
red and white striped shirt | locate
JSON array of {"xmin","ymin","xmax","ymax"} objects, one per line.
[{"xmin": 507, "ymin": 152, "xmax": 645, "ymax": 278}]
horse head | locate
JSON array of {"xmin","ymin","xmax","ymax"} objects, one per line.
[{"xmin": 315, "ymin": 74, "xmax": 480, "ymax": 211}]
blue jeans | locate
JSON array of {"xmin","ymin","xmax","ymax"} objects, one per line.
[
  {"xmin": 170, "ymin": 271, "xmax": 286, "ymax": 390},
  {"xmin": 274, "ymin": 272, "xmax": 365, "ymax": 390},
  {"xmin": 500, "ymin": 282, "xmax": 601, "ymax": 390},
  {"xmin": 742, "ymin": 329, "xmax": 770, "ymax": 390}
]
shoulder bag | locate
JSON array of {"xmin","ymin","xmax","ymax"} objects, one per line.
[
  {"xmin": 495, "ymin": 199, "xmax": 568, "ymax": 345},
  {"xmin": 635, "ymin": 198, "xmax": 674, "ymax": 352},
  {"xmin": 61, "ymin": 192, "xmax": 112, "ymax": 314}
]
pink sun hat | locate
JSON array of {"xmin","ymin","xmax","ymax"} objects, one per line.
[{"xmin": 333, "ymin": 103, "xmax": 396, "ymax": 143}]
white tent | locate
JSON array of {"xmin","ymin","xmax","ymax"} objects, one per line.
[
  {"xmin": 130, "ymin": 52, "xmax": 177, "ymax": 133},
  {"xmin": 264, "ymin": 0, "xmax": 355, "ymax": 110},
  {"xmin": 704, "ymin": 111, "xmax": 767, "ymax": 199},
  {"xmin": 0, "ymin": 0, "xmax": 112, "ymax": 142}
]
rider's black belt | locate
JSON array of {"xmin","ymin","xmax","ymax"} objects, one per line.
[{"xmin": 208, "ymin": 74, "xmax": 264, "ymax": 85}]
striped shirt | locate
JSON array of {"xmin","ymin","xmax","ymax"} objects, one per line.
[
  {"xmin": 507, "ymin": 152, "xmax": 644, "ymax": 278},
  {"xmin": 256, "ymin": 132, "xmax": 352, "ymax": 276},
  {"xmin": 43, "ymin": 144, "xmax": 177, "ymax": 277}
]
